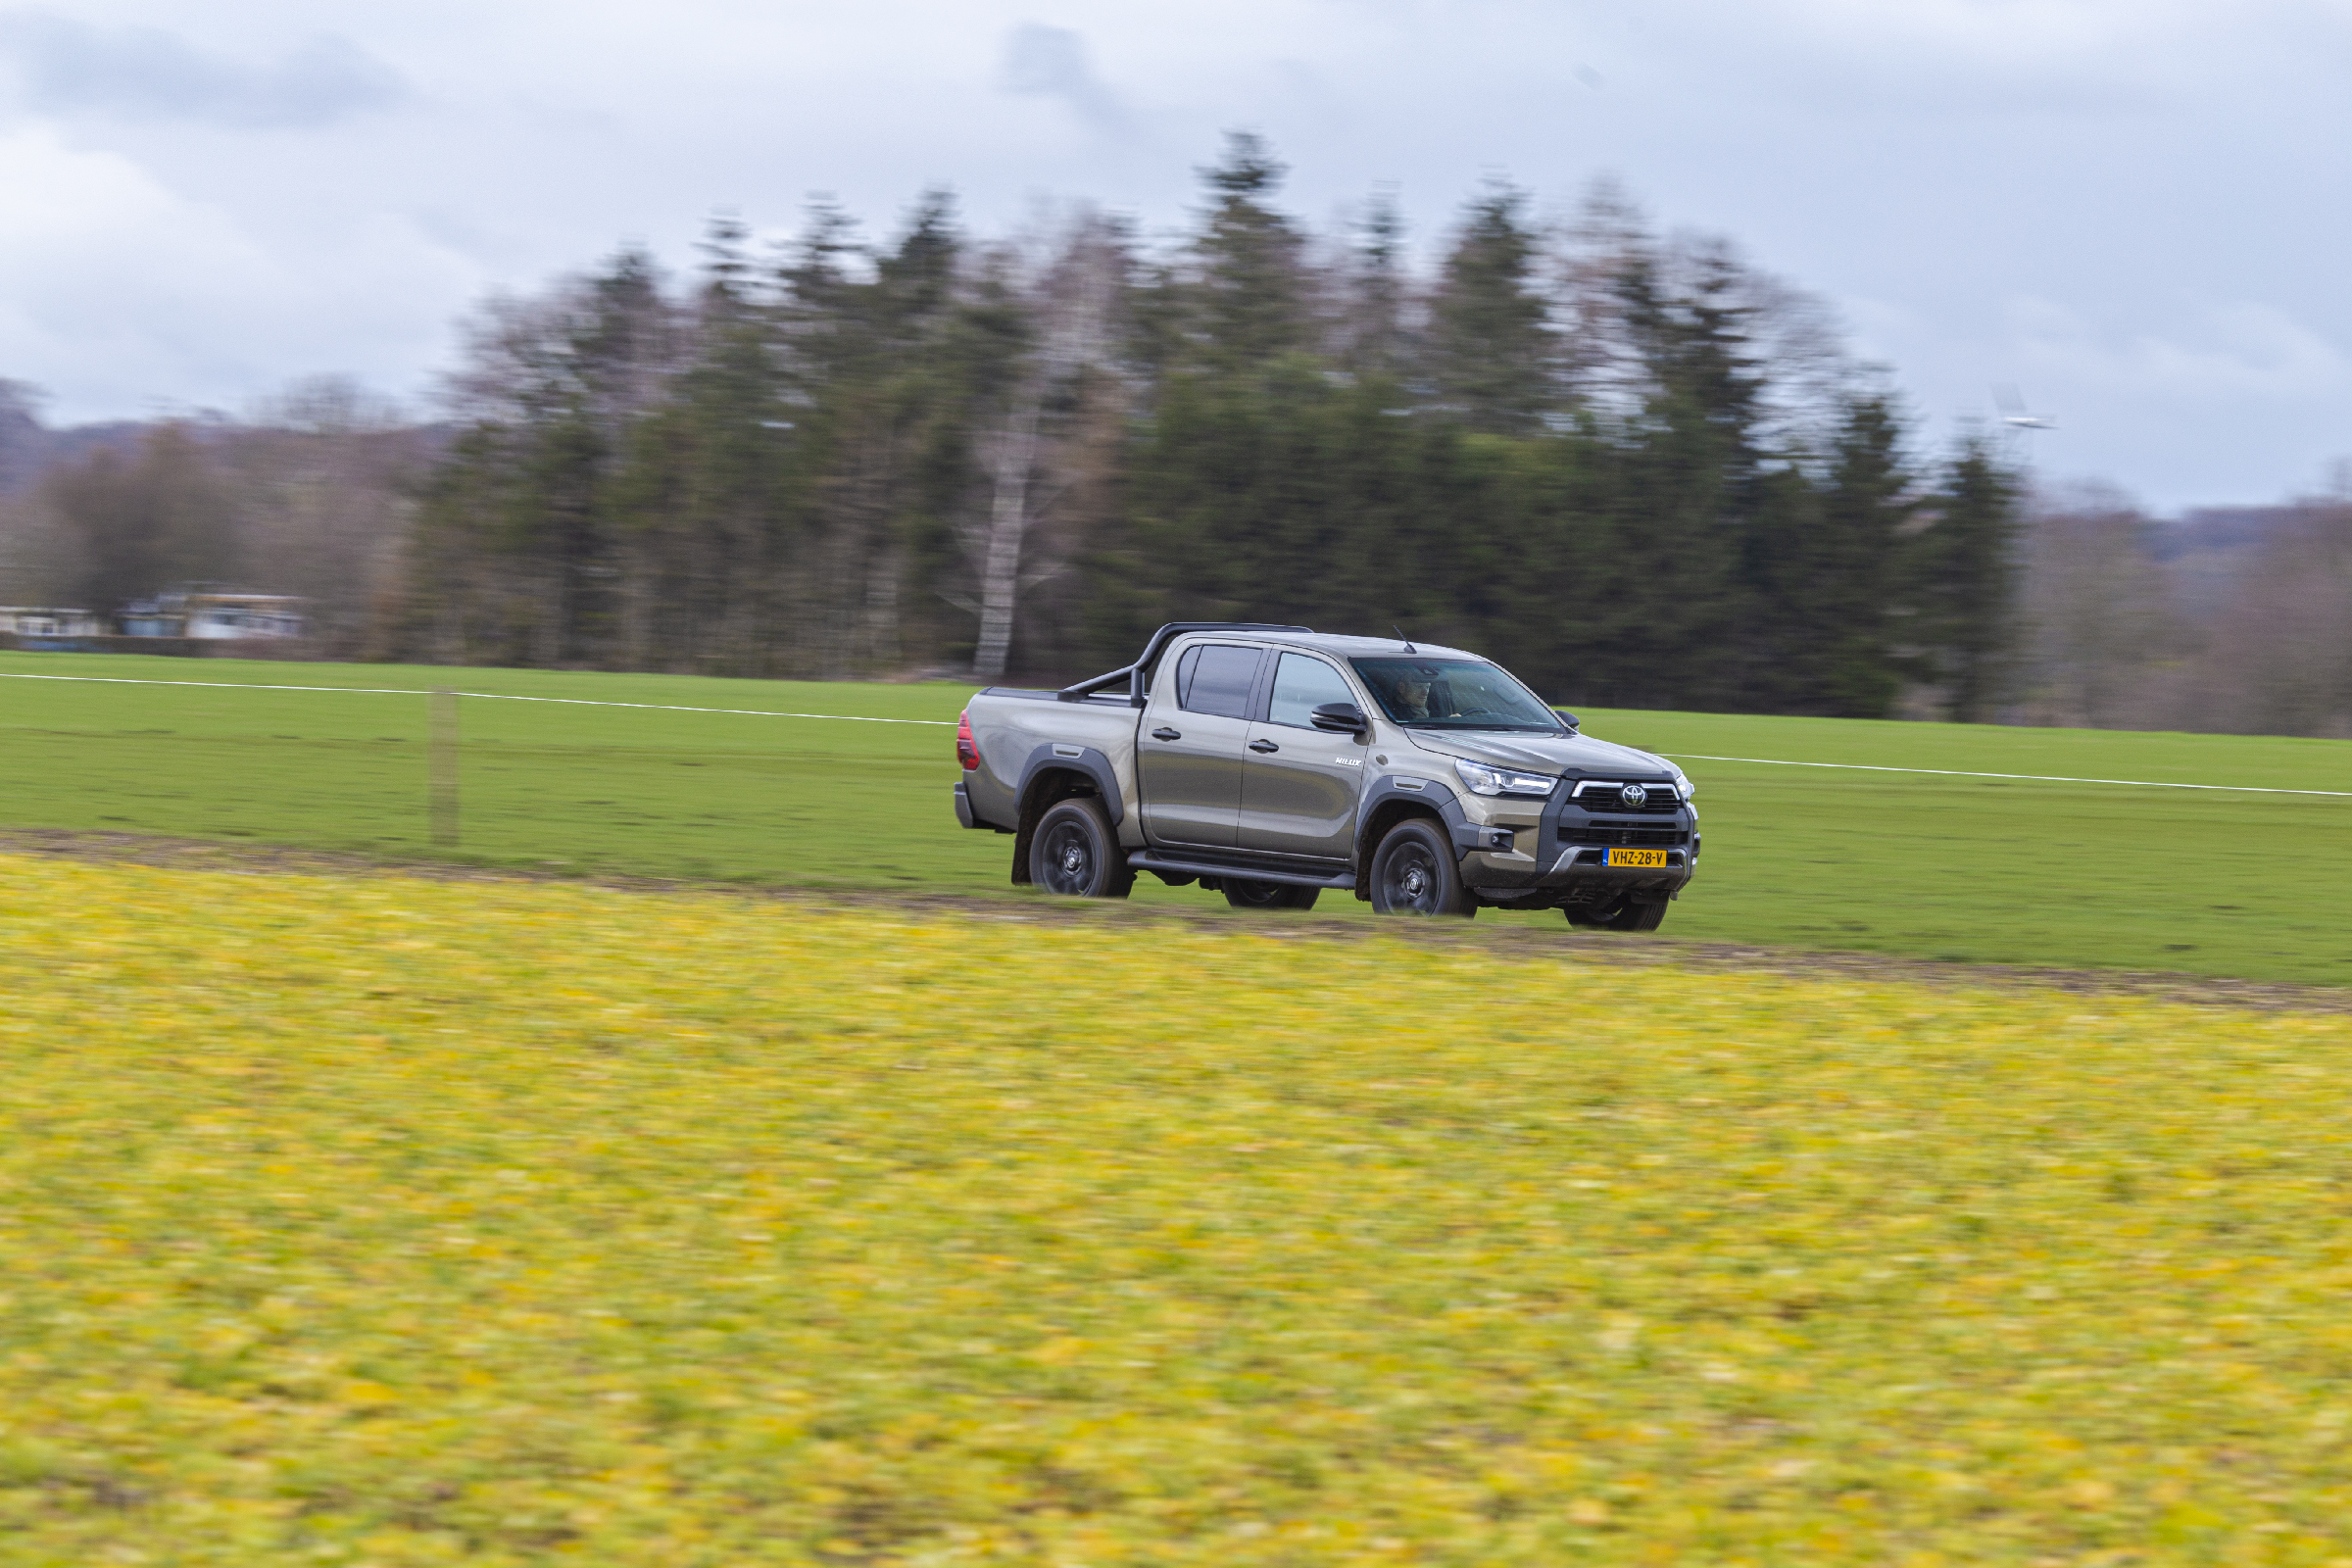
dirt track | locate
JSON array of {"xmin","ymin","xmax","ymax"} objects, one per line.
[{"xmin": 6, "ymin": 826, "xmax": 2346, "ymax": 1015}]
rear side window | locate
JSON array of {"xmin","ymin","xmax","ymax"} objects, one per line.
[
  {"xmin": 1267, "ymin": 653, "xmax": 1356, "ymax": 728},
  {"xmin": 1175, "ymin": 644, "xmax": 1261, "ymax": 718}
]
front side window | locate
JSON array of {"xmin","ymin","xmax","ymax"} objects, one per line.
[
  {"xmin": 1176, "ymin": 644, "xmax": 1262, "ymax": 718},
  {"xmin": 1348, "ymin": 658, "xmax": 1565, "ymax": 732},
  {"xmin": 1266, "ymin": 653, "xmax": 1356, "ymax": 728}
]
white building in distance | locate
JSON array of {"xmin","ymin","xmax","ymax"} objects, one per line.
[{"xmin": 0, "ymin": 607, "xmax": 106, "ymax": 636}]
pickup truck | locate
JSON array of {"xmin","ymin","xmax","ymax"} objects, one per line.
[{"xmin": 952, "ymin": 623, "xmax": 1698, "ymax": 928}]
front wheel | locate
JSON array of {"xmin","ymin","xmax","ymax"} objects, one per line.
[
  {"xmin": 1565, "ymin": 897, "xmax": 1667, "ymax": 932},
  {"xmin": 1028, "ymin": 799, "xmax": 1134, "ymax": 899},
  {"xmin": 1369, "ymin": 819, "xmax": 1476, "ymax": 917},
  {"xmin": 1223, "ymin": 879, "xmax": 1320, "ymax": 911}
]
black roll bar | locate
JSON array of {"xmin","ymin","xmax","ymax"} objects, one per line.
[{"xmin": 1055, "ymin": 621, "xmax": 1314, "ymax": 705}]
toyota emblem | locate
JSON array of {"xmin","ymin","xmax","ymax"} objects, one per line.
[{"xmin": 1619, "ymin": 783, "xmax": 1648, "ymax": 808}]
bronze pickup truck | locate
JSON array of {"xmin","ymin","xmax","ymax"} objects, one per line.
[{"xmin": 953, "ymin": 622, "xmax": 1697, "ymax": 928}]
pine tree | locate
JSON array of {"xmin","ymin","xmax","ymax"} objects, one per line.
[
  {"xmin": 1430, "ymin": 181, "xmax": 1552, "ymax": 433},
  {"xmin": 1341, "ymin": 188, "xmax": 1411, "ymax": 377},
  {"xmin": 1604, "ymin": 241, "xmax": 1764, "ymax": 707},
  {"xmin": 770, "ymin": 195, "xmax": 976, "ymax": 675},
  {"xmin": 1924, "ymin": 432, "xmax": 2024, "ymax": 721},
  {"xmin": 1187, "ymin": 131, "xmax": 1306, "ymax": 372},
  {"xmin": 608, "ymin": 216, "xmax": 801, "ymax": 671},
  {"xmin": 1808, "ymin": 393, "xmax": 1913, "ymax": 716}
]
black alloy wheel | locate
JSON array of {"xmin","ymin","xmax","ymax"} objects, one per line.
[
  {"xmin": 1223, "ymin": 879, "xmax": 1321, "ymax": 911},
  {"xmin": 1369, "ymin": 819, "xmax": 1475, "ymax": 917},
  {"xmin": 1564, "ymin": 897, "xmax": 1668, "ymax": 932},
  {"xmin": 1029, "ymin": 798, "xmax": 1135, "ymax": 899}
]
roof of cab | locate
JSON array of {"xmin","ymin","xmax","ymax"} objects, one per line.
[
  {"xmin": 1051, "ymin": 622, "xmax": 1494, "ymax": 705},
  {"xmin": 1168, "ymin": 627, "xmax": 1481, "ymax": 661}
]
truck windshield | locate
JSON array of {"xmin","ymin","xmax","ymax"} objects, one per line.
[{"xmin": 1348, "ymin": 658, "xmax": 1566, "ymax": 732}]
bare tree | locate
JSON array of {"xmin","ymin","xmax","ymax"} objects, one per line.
[
  {"xmin": 2193, "ymin": 500, "xmax": 2352, "ymax": 736},
  {"xmin": 965, "ymin": 213, "xmax": 1124, "ymax": 680},
  {"xmin": 1546, "ymin": 178, "xmax": 1857, "ymax": 450},
  {"xmin": 36, "ymin": 422, "xmax": 243, "ymax": 613},
  {"xmin": 2013, "ymin": 484, "xmax": 2186, "ymax": 728},
  {"xmin": 419, "ymin": 252, "xmax": 692, "ymax": 666},
  {"xmin": 0, "ymin": 391, "xmax": 86, "ymax": 607},
  {"xmin": 222, "ymin": 377, "xmax": 428, "ymax": 656}
]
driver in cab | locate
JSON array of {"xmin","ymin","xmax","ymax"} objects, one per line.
[{"xmin": 1388, "ymin": 670, "xmax": 1458, "ymax": 722}]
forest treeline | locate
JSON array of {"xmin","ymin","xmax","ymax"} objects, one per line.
[
  {"xmin": 394, "ymin": 136, "xmax": 2023, "ymax": 717},
  {"xmin": 4, "ymin": 135, "xmax": 2347, "ymax": 733}
]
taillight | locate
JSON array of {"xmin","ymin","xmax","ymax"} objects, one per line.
[{"xmin": 956, "ymin": 709, "xmax": 979, "ymax": 770}]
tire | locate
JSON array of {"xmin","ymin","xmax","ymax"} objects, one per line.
[
  {"xmin": 1223, "ymin": 879, "xmax": 1321, "ymax": 911},
  {"xmin": 1368, "ymin": 819, "xmax": 1476, "ymax": 917},
  {"xmin": 1028, "ymin": 798, "xmax": 1134, "ymax": 899},
  {"xmin": 1564, "ymin": 897, "xmax": 1667, "ymax": 932}
]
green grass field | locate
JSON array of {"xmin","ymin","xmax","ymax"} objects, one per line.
[{"xmin": 4, "ymin": 649, "xmax": 2348, "ymax": 985}]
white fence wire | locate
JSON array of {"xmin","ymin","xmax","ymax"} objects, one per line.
[{"xmin": 4, "ymin": 669, "xmax": 2349, "ymax": 798}]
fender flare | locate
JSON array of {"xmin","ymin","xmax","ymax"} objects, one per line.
[
  {"xmin": 1356, "ymin": 776, "xmax": 1480, "ymax": 868},
  {"xmin": 1013, "ymin": 743, "xmax": 1126, "ymax": 826}
]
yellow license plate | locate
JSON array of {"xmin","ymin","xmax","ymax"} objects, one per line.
[{"xmin": 1604, "ymin": 848, "xmax": 1670, "ymax": 868}]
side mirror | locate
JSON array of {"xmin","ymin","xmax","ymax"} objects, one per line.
[
  {"xmin": 1554, "ymin": 710, "xmax": 1581, "ymax": 733},
  {"xmin": 1309, "ymin": 702, "xmax": 1368, "ymax": 734}
]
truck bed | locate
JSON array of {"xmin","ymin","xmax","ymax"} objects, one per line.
[{"xmin": 958, "ymin": 686, "xmax": 1143, "ymax": 839}]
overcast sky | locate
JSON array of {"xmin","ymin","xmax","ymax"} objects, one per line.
[{"xmin": 0, "ymin": 0, "xmax": 2344, "ymax": 512}]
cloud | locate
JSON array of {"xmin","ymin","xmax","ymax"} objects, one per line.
[
  {"xmin": 999, "ymin": 22, "xmax": 1125, "ymax": 132},
  {"xmin": 0, "ymin": 122, "xmax": 479, "ymax": 417},
  {"xmin": 0, "ymin": 10, "xmax": 407, "ymax": 129},
  {"xmin": 0, "ymin": 0, "xmax": 2335, "ymax": 506},
  {"xmin": 2007, "ymin": 295, "xmax": 2348, "ymax": 402}
]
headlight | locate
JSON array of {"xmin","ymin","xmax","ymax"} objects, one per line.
[
  {"xmin": 1454, "ymin": 760, "xmax": 1558, "ymax": 798},
  {"xmin": 1671, "ymin": 768, "xmax": 1693, "ymax": 801}
]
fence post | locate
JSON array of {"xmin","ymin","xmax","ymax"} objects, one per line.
[{"xmin": 429, "ymin": 687, "xmax": 459, "ymax": 849}]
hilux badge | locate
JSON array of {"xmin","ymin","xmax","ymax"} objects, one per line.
[{"xmin": 1619, "ymin": 783, "xmax": 1648, "ymax": 808}]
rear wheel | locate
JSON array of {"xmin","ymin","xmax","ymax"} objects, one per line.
[
  {"xmin": 1029, "ymin": 798, "xmax": 1134, "ymax": 899},
  {"xmin": 1565, "ymin": 897, "xmax": 1667, "ymax": 932},
  {"xmin": 1222, "ymin": 879, "xmax": 1321, "ymax": 911},
  {"xmin": 1369, "ymin": 819, "xmax": 1475, "ymax": 917}
]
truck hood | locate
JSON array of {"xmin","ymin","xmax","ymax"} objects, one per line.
[{"xmin": 1407, "ymin": 729, "xmax": 1677, "ymax": 780}]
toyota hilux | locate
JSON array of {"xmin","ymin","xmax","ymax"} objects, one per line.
[{"xmin": 953, "ymin": 622, "xmax": 1697, "ymax": 928}]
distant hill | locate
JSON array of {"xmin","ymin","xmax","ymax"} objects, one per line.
[
  {"xmin": 2150, "ymin": 507, "xmax": 2305, "ymax": 618},
  {"xmin": 2150, "ymin": 506, "xmax": 2298, "ymax": 562},
  {"xmin": 0, "ymin": 382, "xmax": 167, "ymax": 498}
]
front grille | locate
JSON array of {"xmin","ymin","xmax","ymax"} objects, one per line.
[
  {"xmin": 1560, "ymin": 823, "xmax": 1690, "ymax": 848},
  {"xmin": 1567, "ymin": 780, "xmax": 1682, "ymax": 813}
]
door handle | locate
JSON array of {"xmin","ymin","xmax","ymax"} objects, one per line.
[
  {"xmin": 1249, "ymin": 739, "xmax": 1279, "ymax": 754},
  {"xmin": 1152, "ymin": 727, "xmax": 1181, "ymax": 741}
]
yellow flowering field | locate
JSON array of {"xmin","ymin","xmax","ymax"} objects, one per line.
[{"xmin": 6, "ymin": 856, "xmax": 2352, "ymax": 1564}]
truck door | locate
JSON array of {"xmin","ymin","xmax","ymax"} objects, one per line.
[
  {"xmin": 1239, "ymin": 651, "xmax": 1367, "ymax": 861},
  {"xmin": 1137, "ymin": 642, "xmax": 1264, "ymax": 848}
]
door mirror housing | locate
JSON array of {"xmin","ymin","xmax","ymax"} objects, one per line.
[{"xmin": 1309, "ymin": 702, "xmax": 1368, "ymax": 734}]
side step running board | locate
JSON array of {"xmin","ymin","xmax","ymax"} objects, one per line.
[{"xmin": 1128, "ymin": 851, "xmax": 1355, "ymax": 891}]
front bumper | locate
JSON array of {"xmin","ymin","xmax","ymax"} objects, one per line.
[
  {"xmin": 1456, "ymin": 782, "xmax": 1698, "ymax": 906},
  {"xmin": 1463, "ymin": 845, "xmax": 1695, "ymax": 904}
]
